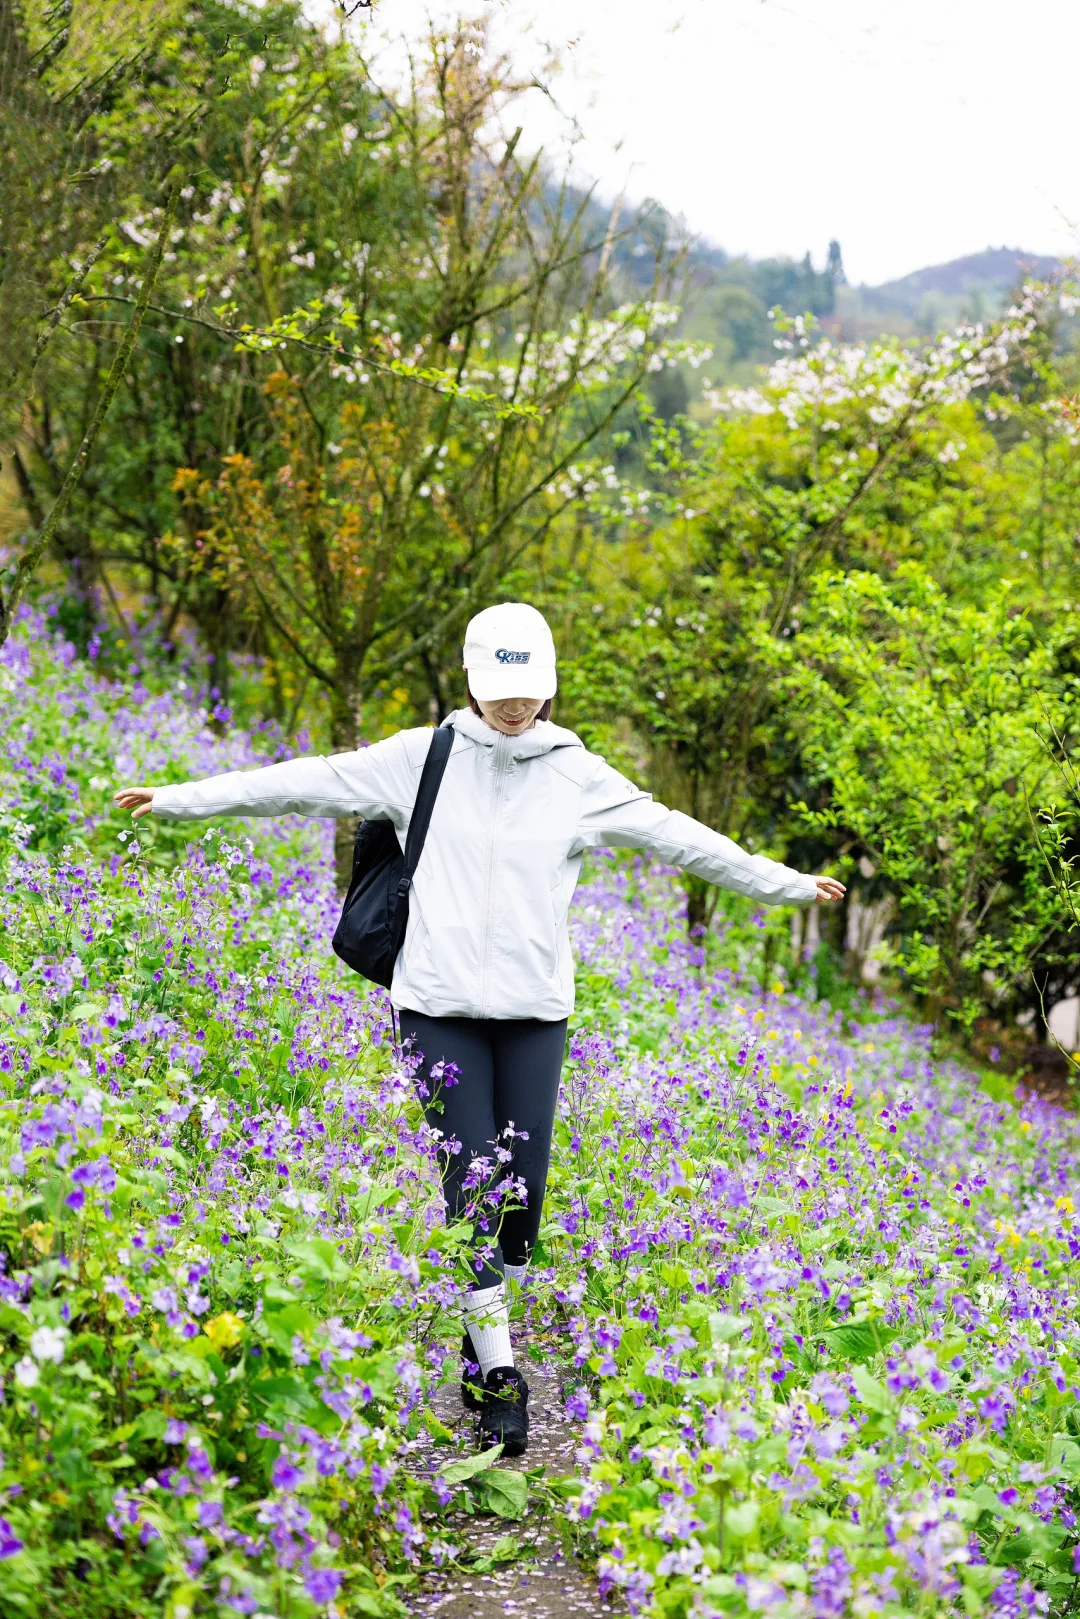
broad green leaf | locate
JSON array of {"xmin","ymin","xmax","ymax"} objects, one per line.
[
  {"xmin": 477, "ymin": 1468, "xmax": 528, "ymax": 1519},
  {"xmin": 441, "ymin": 1445, "xmax": 503, "ymax": 1487},
  {"xmin": 825, "ymin": 1320, "xmax": 897, "ymax": 1362}
]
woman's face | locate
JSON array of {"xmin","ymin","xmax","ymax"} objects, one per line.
[{"xmin": 475, "ymin": 695, "xmax": 546, "ymax": 735}]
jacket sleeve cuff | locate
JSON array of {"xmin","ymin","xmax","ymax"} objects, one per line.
[{"xmin": 151, "ymin": 785, "xmax": 193, "ymax": 820}]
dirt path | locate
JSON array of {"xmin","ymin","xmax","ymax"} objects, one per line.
[{"xmin": 410, "ymin": 1333, "xmax": 617, "ymax": 1618}]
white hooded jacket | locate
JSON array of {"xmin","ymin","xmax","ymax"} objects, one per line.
[{"xmin": 152, "ymin": 707, "xmax": 818, "ymax": 1021}]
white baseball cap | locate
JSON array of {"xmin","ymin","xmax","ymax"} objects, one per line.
[{"xmin": 463, "ymin": 602, "xmax": 557, "ymax": 702}]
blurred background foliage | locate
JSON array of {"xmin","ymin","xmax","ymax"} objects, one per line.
[{"xmin": 3, "ymin": 0, "xmax": 1080, "ymax": 1058}]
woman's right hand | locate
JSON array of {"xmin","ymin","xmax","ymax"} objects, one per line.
[{"xmin": 114, "ymin": 787, "xmax": 156, "ymax": 821}]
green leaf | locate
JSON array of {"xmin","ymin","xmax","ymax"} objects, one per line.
[
  {"xmin": 284, "ymin": 1237, "xmax": 350, "ymax": 1282},
  {"xmin": 724, "ymin": 1500, "xmax": 759, "ymax": 1539},
  {"xmin": 135, "ymin": 1409, "xmax": 168, "ymax": 1441},
  {"xmin": 991, "ymin": 1532, "xmax": 1033, "ymax": 1568},
  {"xmin": 851, "ymin": 1364, "xmax": 893, "ymax": 1413},
  {"xmin": 0, "ymin": 1304, "xmax": 30, "ymax": 1340},
  {"xmin": 709, "ymin": 1312, "xmax": 745, "ymax": 1346},
  {"xmin": 757, "ymin": 1196, "xmax": 794, "ymax": 1217},
  {"xmin": 110, "ymin": 1177, "xmax": 141, "ymax": 1209},
  {"xmin": 476, "ymin": 1469, "xmax": 529, "ymax": 1519},
  {"xmin": 441, "ymin": 1445, "xmax": 503, "ymax": 1487},
  {"xmin": 1049, "ymin": 1435, "xmax": 1080, "ymax": 1478},
  {"xmin": 825, "ymin": 1320, "xmax": 897, "ymax": 1362},
  {"xmin": 250, "ymin": 1374, "xmax": 317, "ymax": 1415},
  {"xmin": 423, "ymin": 1410, "xmax": 456, "ymax": 1445},
  {"xmin": 488, "ymin": 1535, "xmax": 521, "ymax": 1562},
  {"xmin": 262, "ymin": 1302, "xmax": 317, "ymax": 1354}
]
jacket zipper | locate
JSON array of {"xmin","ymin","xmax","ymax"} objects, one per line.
[{"xmin": 477, "ymin": 734, "xmax": 509, "ymax": 1017}]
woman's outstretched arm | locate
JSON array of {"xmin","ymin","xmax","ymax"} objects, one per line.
[
  {"xmin": 115, "ymin": 729, "xmax": 424, "ymax": 826},
  {"xmin": 575, "ymin": 757, "xmax": 844, "ymax": 906}
]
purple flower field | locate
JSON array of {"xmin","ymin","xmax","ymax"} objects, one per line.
[{"xmin": 1, "ymin": 618, "xmax": 1079, "ymax": 1619}]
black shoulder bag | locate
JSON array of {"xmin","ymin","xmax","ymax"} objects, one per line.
[{"xmin": 331, "ymin": 724, "xmax": 454, "ymax": 990}]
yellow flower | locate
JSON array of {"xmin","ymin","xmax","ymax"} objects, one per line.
[
  {"xmin": 204, "ymin": 1312, "xmax": 245, "ymax": 1352},
  {"xmin": 770, "ymin": 982, "xmax": 785, "ymax": 995},
  {"xmin": 1056, "ymin": 1197, "xmax": 1075, "ymax": 1215},
  {"xmin": 1019, "ymin": 1121, "xmax": 1032, "ymax": 1134}
]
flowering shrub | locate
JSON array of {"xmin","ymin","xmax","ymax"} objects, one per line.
[{"xmin": 2, "ymin": 618, "xmax": 1079, "ymax": 1618}]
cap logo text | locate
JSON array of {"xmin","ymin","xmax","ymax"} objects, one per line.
[{"xmin": 495, "ymin": 648, "xmax": 531, "ymax": 664}]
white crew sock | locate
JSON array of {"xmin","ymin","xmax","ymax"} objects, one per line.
[
  {"xmin": 504, "ymin": 1262, "xmax": 527, "ymax": 1291},
  {"xmin": 463, "ymin": 1282, "xmax": 513, "ymax": 1377}
]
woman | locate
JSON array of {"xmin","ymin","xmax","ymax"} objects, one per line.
[{"xmin": 116, "ymin": 601, "xmax": 844, "ymax": 1456}]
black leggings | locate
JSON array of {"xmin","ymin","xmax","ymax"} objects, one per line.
[{"xmin": 399, "ymin": 1012, "xmax": 567, "ymax": 1290}]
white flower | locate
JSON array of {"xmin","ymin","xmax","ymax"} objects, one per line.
[
  {"xmin": 30, "ymin": 1325, "xmax": 67, "ymax": 1364},
  {"xmin": 13, "ymin": 1356, "xmax": 39, "ymax": 1389}
]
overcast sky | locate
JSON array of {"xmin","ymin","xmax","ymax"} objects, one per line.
[{"xmin": 320, "ymin": 0, "xmax": 1080, "ymax": 286}]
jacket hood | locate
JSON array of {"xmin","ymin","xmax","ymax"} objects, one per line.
[{"xmin": 446, "ymin": 707, "xmax": 584, "ymax": 761}]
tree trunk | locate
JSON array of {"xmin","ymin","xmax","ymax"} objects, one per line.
[
  {"xmin": 685, "ymin": 873, "xmax": 724, "ymax": 945},
  {"xmin": 0, "ymin": 183, "xmax": 177, "ymax": 650},
  {"xmin": 685, "ymin": 874, "xmax": 711, "ymax": 940},
  {"xmin": 205, "ymin": 586, "xmax": 233, "ymax": 730},
  {"xmin": 330, "ymin": 675, "xmax": 364, "ymax": 893}
]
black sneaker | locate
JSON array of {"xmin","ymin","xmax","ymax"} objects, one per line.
[
  {"xmin": 460, "ymin": 1333, "xmax": 485, "ymax": 1412},
  {"xmin": 477, "ymin": 1366, "xmax": 529, "ymax": 1456}
]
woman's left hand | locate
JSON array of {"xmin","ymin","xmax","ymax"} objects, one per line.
[{"xmin": 813, "ymin": 876, "xmax": 846, "ymax": 904}]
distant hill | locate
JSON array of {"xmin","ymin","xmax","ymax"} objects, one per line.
[
  {"xmin": 552, "ymin": 180, "xmax": 1070, "ymax": 405},
  {"xmin": 859, "ymin": 247, "xmax": 1063, "ymax": 320},
  {"xmin": 677, "ymin": 237, "xmax": 1071, "ymax": 401}
]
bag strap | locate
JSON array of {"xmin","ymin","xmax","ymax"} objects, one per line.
[
  {"xmin": 396, "ymin": 722, "xmax": 454, "ymax": 904},
  {"xmin": 379, "ymin": 725, "xmax": 454, "ymax": 1051}
]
